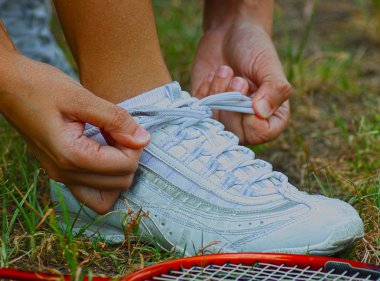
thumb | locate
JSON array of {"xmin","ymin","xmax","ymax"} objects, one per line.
[
  {"xmin": 73, "ymin": 94, "xmax": 150, "ymax": 149},
  {"xmin": 252, "ymin": 79, "xmax": 292, "ymax": 119}
]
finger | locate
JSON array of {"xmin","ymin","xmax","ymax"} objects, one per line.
[
  {"xmin": 53, "ymin": 131, "xmax": 142, "ymax": 174},
  {"xmin": 68, "ymin": 185, "xmax": 121, "ymax": 214},
  {"xmin": 252, "ymin": 79, "xmax": 292, "ymax": 119},
  {"xmin": 208, "ymin": 65, "xmax": 234, "ymax": 94},
  {"xmin": 65, "ymin": 172, "xmax": 135, "ymax": 190},
  {"xmin": 194, "ymin": 72, "xmax": 214, "ymax": 99},
  {"xmin": 243, "ymin": 101, "xmax": 290, "ymax": 145},
  {"xmin": 51, "ymin": 168, "xmax": 137, "ymax": 190},
  {"xmin": 254, "ymin": 101, "xmax": 290, "ymax": 142},
  {"xmin": 219, "ymin": 77, "xmax": 250, "ymax": 140},
  {"xmin": 228, "ymin": 77, "xmax": 249, "ymax": 95},
  {"xmin": 26, "ymin": 116, "xmax": 142, "ymax": 176},
  {"xmin": 69, "ymin": 93, "xmax": 150, "ymax": 149},
  {"xmin": 266, "ymin": 100, "xmax": 290, "ymax": 135}
]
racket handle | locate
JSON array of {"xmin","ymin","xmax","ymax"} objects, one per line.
[{"xmin": 325, "ymin": 261, "xmax": 380, "ymax": 279}]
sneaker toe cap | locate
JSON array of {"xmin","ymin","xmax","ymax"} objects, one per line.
[{"xmin": 228, "ymin": 199, "xmax": 363, "ymax": 255}]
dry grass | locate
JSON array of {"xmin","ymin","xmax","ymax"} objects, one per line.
[{"xmin": 0, "ymin": 0, "xmax": 379, "ymax": 279}]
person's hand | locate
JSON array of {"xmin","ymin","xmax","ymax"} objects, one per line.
[
  {"xmin": 192, "ymin": 20, "xmax": 292, "ymax": 145},
  {"xmin": 0, "ymin": 55, "xmax": 150, "ymax": 190}
]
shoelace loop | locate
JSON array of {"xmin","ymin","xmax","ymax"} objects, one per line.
[{"xmin": 84, "ymin": 92, "xmax": 288, "ymax": 189}]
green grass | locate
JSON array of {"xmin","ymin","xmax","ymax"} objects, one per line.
[{"xmin": 1, "ymin": 0, "xmax": 379, "ymax": 279}]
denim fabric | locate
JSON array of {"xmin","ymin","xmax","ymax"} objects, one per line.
[{"xmin": 0, "ymin": 0, "xmax": 76, "ymax": 78}]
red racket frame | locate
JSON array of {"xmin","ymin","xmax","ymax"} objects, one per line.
[
  {"xmin": 123, "ymin": 253, "xmax": 380, "ymax": 281},
  {"xmin": 0, "ymin": 253, "xmax": 378, "ymax": 281}
]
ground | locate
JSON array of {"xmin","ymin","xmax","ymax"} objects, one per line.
[{"xmin": 0, "ymin": 0, "xmax": 379, "ymax": 279}]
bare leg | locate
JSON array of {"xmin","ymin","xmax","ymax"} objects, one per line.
[
  {"xmin": 53, "ymin": 0, "xmax": 172, "ymax": 213},
  {"xmin": 54, "ymin": 0, "xmax": 171, "ymax": 102}
]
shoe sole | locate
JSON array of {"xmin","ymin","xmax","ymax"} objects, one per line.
[{"xmin": 59, "ymin": 211, "xmax": 363, "ymax": 256}]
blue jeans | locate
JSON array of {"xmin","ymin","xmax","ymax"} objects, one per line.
[{"xmin": 0, "ymin": 0, "xmax": 76, "ymax": 78}]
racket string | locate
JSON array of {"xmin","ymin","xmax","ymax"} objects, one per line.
[{"xmin": 151, "ymin": 262, "xmax": 379, "ymax": 281}]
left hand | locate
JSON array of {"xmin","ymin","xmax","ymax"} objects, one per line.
[{"xmin": 191, "ymin": 21, "xmax": 292, "ymax": 145}]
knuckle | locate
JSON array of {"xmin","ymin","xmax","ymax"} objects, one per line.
[
  {"xmin": 244, "ymin": 127, "xmax": 280, "ymax": 145},
  {"xmin": 110, "ymin": 107, "xmax": 133, "ymax": 130},
  {"xmin": 122, "ymin": 175, "xmax": 134, "ymax": 189},
  {"xmin": 75, "ymin": 94, "xmax": 90, "ymax": 110},
  {"xmin": 277, "ymin": 81, "xmax": 293, "ymax": 99},
  {"xmin": 63, "ymin": 136, "xmax": 96, "ymax": 170},
  {"xmin": 248, "ymin": 133, "xmax": 268, "ymax": 145},
  {"xmin": 132, "ymin": 160, "xmax": 139, "ymax": 172},
  {"xmin": 126, "ymin": 159, "xmax": 139, "ymax": 174},
  {"xmin": 241, "ymin": 127, "xmax": 257, "ymax": 145},
  {"xmin": 45, "ymin": 168, "xmax": 64, "ymax": 182},
  {"xmin": 209, "ymin": 85, "xmax": 218, "ymax": 94},
  {"xmin": 245, "ymin": 131, "xmax": 261, "ymax": 145},
  {"xmin": 123, "ymin": 150, "xmax": 141, "ymax": 171},
  {"xmin": 54, "ymin": 148, "xmax": 78, "ymax": 170},
  {"xmin": 95, "ymin": 203, "xmax": 114, "ymax": 215},
  {"xmin": 261, "ymin": 130, "xmax": 282, "ymax": 143},
  {"xmin": 70, "ymin": 92, "xmax": 92, "ymax": 116},
  {"xmin": 55, "ymin": 155, "xmax": 73, "ymax": 170}
]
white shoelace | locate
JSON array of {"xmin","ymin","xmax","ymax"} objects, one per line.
[{"xmin": 84, "ymin": 92, "xmax": 288, "ymax": 189}]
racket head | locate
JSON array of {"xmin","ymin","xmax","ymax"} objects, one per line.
[{"xmin": 123, "ymin": 253, "xmax": 380, "ymax": 281}]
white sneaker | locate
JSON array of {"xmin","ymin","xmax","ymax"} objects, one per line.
[{"xmin": 51, "ymin": 82, "xmax": 363, "ymax": 256}]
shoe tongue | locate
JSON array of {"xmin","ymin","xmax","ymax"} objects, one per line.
[
  {"xmin": 117, "ymin": 82, "xmax": 280, "ymax": 196},
  {"xmin": 165, "ymin": 82, "xmax": 183, "ymax": 102},
  {"xmin": 117, "ymin": 81, "xmax": 187, "ymax": 109}
]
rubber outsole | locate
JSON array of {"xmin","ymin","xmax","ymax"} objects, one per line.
[{"xmin": 58, "ymin": 211, "xmax": 363, "ymax": 257}]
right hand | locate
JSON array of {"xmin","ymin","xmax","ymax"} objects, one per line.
[
  {"xmin": 0, "ymin": 55, "xmax": 150, "ymax": 190},
  {"xmin": 192, "ymin": 22, "xmax": 291, "ymax": 145}
]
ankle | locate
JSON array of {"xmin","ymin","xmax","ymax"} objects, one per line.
[{"xmin": 79, "ymin": 53, "xmax": 172, "ymax": 103}]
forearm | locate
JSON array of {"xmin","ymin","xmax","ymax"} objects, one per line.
[
  {"xmin": 204, "ymin": 0, "xmax": 274, "ymax": 34},
  {"xmin": 0, "ymin": 20, "xmax": 23, "ymax": 112}
]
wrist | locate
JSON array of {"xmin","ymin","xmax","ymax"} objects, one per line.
[
  {"xmin": 203, "ymin": 0, "xmax": 274, "ymax": 35},
  {"xmin": 0, "ymin": 52, "xmax": 29, "ymax": 112}
]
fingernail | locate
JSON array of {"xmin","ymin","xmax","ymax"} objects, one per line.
[
  {"xmin": 133, "ymin": 127, "xmax": 150, "ymax": 143},
  {"xmin": 231, "ymin": 78, "xmax": 244, "ymax": 91},
  {"xmin": 255, "ymin": 99, "xmax": 272, "ymax": 118},
  {"xmin": 206, "ymin": 72, "xmax": 215, "ymax": 82},
  {"xmin": 217, "ymin": 66, "xmax": 230, "ymax": 78}
]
